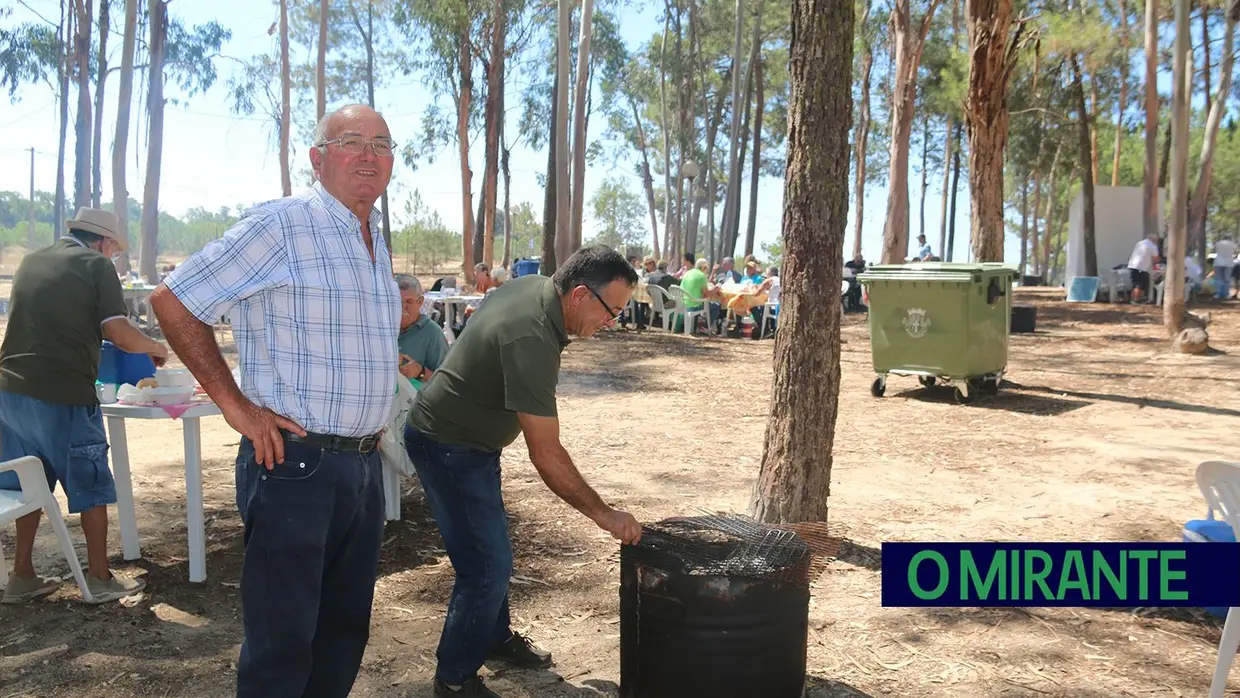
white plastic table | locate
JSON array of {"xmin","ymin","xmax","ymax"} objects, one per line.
[
  {"xmin": 102, "ymin": 401, "xmax": 221, "ymax": 583},
  {"xmin": 424, "ymin": 292, "xmax": 485, "ymax": 342}
]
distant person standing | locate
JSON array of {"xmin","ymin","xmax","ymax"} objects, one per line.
[
  {"xmin": 914, "ymin": 235, "xmax": 934, "ymax": 261},
  {"xmin": 1127, "ymin": 233, "xmax": 1160, "ymax": 304},
  {"xmin": 150, "ymin": 104, "xmax": 401, "ymax": 698},
  {"xmin": 1215, "ymin": 236, "xmax": 1236, "ymax": 300},
  {"xmin": 0, "ymin": 208, "xmax": 167, "ymax": 604}
]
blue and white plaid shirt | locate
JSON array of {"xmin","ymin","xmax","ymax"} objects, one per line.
[{"xmin": 165, "ymin": 182, "xmax": 401, "ymax": 437}]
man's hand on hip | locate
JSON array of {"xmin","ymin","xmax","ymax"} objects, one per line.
[
  {"xmin": 594, "ymin": 509, "xmax": 642, "ymax": 545},
  {"xmin": 222, "ymin": 399, "xmax": 307, "ymax": 469}
]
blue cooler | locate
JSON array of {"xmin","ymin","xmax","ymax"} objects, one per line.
[
  {"xmin": 1183, "ymin": 515, "xmax": 1235, "ymax": 618},
  {"xmin": 512, "ymin": 259, "xmax": 541, "ymax": 278},
  {"xmin": 98, "ymin": 341, "xmax": 156, "ymax": 386}
]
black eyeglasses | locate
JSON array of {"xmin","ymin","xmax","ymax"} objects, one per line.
[{"xmin": 585, "ymin": 286, "xmax": 622, "ymax": 321}]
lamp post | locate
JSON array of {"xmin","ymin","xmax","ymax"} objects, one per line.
[{"xmin": 680, "ymin": 160, "xmax": 700, "ymax": 261}]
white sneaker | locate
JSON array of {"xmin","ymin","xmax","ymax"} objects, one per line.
[{"xmin": 1, "ymin": 573, "xmax": 63, "ymax": 604}]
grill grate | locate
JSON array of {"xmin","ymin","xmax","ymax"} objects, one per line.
[{"xmin": 627, "ymin": 514, "xmax": 817, "ymax": 585}]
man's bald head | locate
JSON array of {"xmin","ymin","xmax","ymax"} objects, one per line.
[{"xmin": 309, "ymin": 104, "xmax": 395, "ymax": 213}]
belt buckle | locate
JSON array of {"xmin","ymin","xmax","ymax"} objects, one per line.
[{"xmin": 358, "ymin": 434, "xmax": 379, "ymax": 453}]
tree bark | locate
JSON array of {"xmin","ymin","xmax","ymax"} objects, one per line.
[
  {"xmin": 918, "ymin": 112, "xmax": 929, "ymax": 242},
  {"xmin": 569, "ymin": 0, "xmax": 595, "ymax": 252},
  {"xmin": 946, "ymin": 123, "xmax": 962, "ymax": 261},
  {"xmin": 722, "ymin": 0, "xmax": 747, "ymax": 262},
  {"xmin": 631, "ymin": 98, "xmax": 661, "ymax": 257},
  {"xmin": 1072, "ymin": 55, "xmax": 1098, "ymax": 277},
  {"xmin": 73, "ymin": 0, "xmax": 93, "ymax": 211},
  {"xmin": 554, "ymin": 0, "xmax": 573, "ymax": 265},
  {"xmin": 1029, "ymin": 169, "xmax": 1042, "ymax": 275},
  {"xmin": 92, "ymin": 0, "xmax": 109, "ymax": 210},
  {"xmin": 458, "ymin": 30, "xmax": 476, "ymax": 283},
  {"xmin": 1019, "ymin": 175, "xmax": 1028, "ymax": 277},
  {"xmin": 938, "ymin": 0, "xmax": 960, "ymax": 259},
  {"xmin": 853, "ymin": 1, "xmax": 873, "ymax": 260},
  {"xmin": 502, "ymin": 131, "xmax": 513, "ymax": 268},
  {"xmin": 139, "ymin": 0, "xmax": 168, "ymax": 284},
  {"xmin": 1112, "ymin": 0, "xmax": 1130, "ymax": 187},
  {"xmin": 111, "ymin": 0, "xmax": 138, "ymax": 273},
  {"xmin": 280, "ymin": 0, "xmax": 292, "ymax": 196},
  {"xmin": 317, "ymin": 0, "xmax": 328, "ymax": 121},
  {"xmin": 1203, "ymin": 3, "xmax": 1212, "ymax": 116},
  {"xmin": 880, "ymin": 0, "xmax": 941, "ymax": 263},
  {"xmin": 965, "ymin": 0, "xmax": 1017, "ymax": 263},
  {"xmin": 1143, "ymin": 0, "xmax": 1160, "ymax": 239},
  {"xmin": 744, "ymin": 56, "xmax": 765, "ymax": 258},
  {"xmin": 657, "ymin": 9, "xmax": 674, "ymax": 262},
  {"xmin": 1042, "ymin": 144, "xmax": 1064, "ymax": 276},
  {"xmin": 1188, "ymin": 3, "xmax": 1235, "ymax": 265},
  {"xmin": 685, "ymin": 0, "xmax": 702, "ymax": 255},
  {"xmin": 750, "ymin": 0, "xmax": 853, "ymax": 524},
  {"xmin": 483, "ymin": 0, "xmax": 506, "ymax": 268},
  {"xmin": 1165, "ymin": 0, "xmax": 1190, "ymax": 335}
]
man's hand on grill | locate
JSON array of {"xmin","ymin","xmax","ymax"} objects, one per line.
[{"xmin": 597, "ymin": 509, "xmax": 642, "ymax": 545}]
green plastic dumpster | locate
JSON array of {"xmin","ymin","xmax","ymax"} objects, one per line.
[{"xmin": 856, "ymin": 262, "xmax": 1017, "ymax": 404}]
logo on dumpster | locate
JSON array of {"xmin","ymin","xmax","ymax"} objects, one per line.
[{"xmin": 903, "ymin": 308, "xmax": 931, "ymax": 338}]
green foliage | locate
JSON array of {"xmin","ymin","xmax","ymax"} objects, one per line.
[
  {"xmin": 0, "ymin": 10, "xmax": 62, "ymax": 99},
  {"xmin": 589, "ymin": 176, "xmax": 646, "ymax": 249},
  {"xmin": 390, "ymin": 189, "xmax": 463, "ymax": 272}
]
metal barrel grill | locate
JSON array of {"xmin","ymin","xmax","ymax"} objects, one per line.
[{"xmin": 619, "ymin": 515, "xmax": 816, "ymax": 698}]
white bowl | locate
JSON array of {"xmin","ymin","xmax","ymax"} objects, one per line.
[
  {"xmin": 154, "ymin": 369, "xmax": 194, "ymax": 388},
  {"xmin": 148, "ymin": 386, "xmax": 196, "ymax": 406}
]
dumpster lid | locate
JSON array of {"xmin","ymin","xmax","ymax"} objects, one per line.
[{"xmin": 857, "ymin": 262, "xmax": 1017, "ymax": 283}]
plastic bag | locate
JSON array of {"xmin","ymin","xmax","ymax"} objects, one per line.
[{"xmin": 379, "ymin": 374, "xmax": 419, "ymax": 478}]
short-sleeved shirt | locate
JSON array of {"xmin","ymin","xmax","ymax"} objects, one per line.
[
  {"xmin": 1129, "ymin": 239, "xmax": 1158, "ymax": 272},
  {"xmin": 164, "ymin": 182, "xmax": 401, "ymax": 437},
  {"xmin": 398, "ymin": 314, "xmax": 449, "ymax": 374},
  {"xmin": 0, "ymin": 237, "xmax": 129, "ymax": 405},
  {"xmin": 680, "ymin": 268, "xmax": 709, "ymax": 309},
  {"xmin": 408, "ymin": 276, "xmax": 568, "ymax": 453}
]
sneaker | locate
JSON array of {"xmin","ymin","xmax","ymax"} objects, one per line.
[
  {"xmin": 84, "ymin": 572, "xmax": 146, "ymax": 604},
  {"xmin": 433, "ymin": 677, "xmax": 502, "ymax": 697},
  {"xmin": 487, "ymin": 631, "xmax": 552, "ymax": 669},
  {"xmin": 1, "ymin": 573, "xmax": 63, "ymax": 604}
]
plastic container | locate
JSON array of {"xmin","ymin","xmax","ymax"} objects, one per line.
[
  {"xmin": 98, "ymin": 341, "xmax": 156, "ymax": 386},
  {"xmin": 512, "ymin": 259, "xmax": 542, "ymax": 278},
  {"xmin": 857, "ymin": 262, "xmax": 1016, "ymax": 404},
  {"xmin": 1183, "ymin": 517, "xmax": 1235, "ymax": 618}
]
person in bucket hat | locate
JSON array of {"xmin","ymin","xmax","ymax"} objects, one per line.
[{"xmin": 0, "ymin": 207, "xmax": 168, "ymax": 605}]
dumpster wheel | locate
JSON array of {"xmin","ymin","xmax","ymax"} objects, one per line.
[
  {"xmin": 918, "ymin": 376, "xmax": 937, "ymax": 389},
  {"xmin": 953, "ymin": 383, "xmax": 976, "ymax": 405},
  {"xmin": 870, "ymin": 376, "xmax": 886, "ymax": 398}
]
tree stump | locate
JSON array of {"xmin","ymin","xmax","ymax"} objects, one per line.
[{"xmin": 1173, "ymin": 327, "xmax": 1210, "ymax": 354}]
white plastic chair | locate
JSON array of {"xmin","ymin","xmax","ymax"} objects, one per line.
[
  {"xmin": 1197, "ymin": 460, "xmax": 1240, "ymax": 698},
  {"xmin": 644, "ymin": 285, "xmax": 676, "ymax": 332},
  {"xmin": 0, "ymin": 456, "xmax": 93, "ymax": 602},
  {"xmin": 1154, "ymin": 278, "xmax": 1195, "ymax": 306},
  {"xmin": 759, "ymin": 283, "xmax": 782, "ymax": 340},
  {"xmin": 670, "ymin": 286, "xmax": 712, "ymax": 336}
]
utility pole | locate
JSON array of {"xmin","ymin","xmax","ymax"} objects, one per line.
[{"xmin": 28, "ymin": 147, "xmax": 37, "ymax": 249}]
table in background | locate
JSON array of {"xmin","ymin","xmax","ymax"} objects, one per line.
[
  {"xmin": 423, "ymin": 292, "xmax": 485, "ymax": 342},
  {"xmin": 102, "ymin": 401, "xmax": 220, "ymax": 583}
]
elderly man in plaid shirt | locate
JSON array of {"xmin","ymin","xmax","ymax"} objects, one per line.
[{"xmin": 150, "ymin": 104, "xmax": 401, "ymax": 698}]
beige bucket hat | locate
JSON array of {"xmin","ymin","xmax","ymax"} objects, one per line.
[{"xmin": 66, "ymin": 207, "xmax": 126, "ymax": 251}]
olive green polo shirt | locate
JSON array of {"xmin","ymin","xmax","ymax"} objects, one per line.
[
  {"xmin": 0, "ymin": 237, "xmax": 130, "ymax": 405},
  {"xmin": 408, "ymin": 275, "xmax": 568, "ymax": 452}
]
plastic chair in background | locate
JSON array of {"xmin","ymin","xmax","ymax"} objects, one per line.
[
  {"xmin": 644, "ymin": 285, "xmax": 676, "ymax": 332},
  {"xmin": 1196, "ymin": 460, "xmax": 1240, "ymax": 698},
  {"xmin": 670, "ymin": 286, "xmax": 713, "ymax": 336},
  {"xmin": 0, "ymin": 456, "xmax": 93, "ymax": 602}
]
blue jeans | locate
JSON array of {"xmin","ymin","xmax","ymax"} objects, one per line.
[
  {"xmin": 1217, "ymin": 266, "xmax": 1234, "ymax": 298},
  {"xmin": 233, "ymin": 436, "xmax": 385, "ymax": 698},
  {"xmin": 0, "ymin": 390, "xmax": 115, "ymax": 513},
  {"xmin": 404, "ymin": 426, "xmax": 514, "ymax": 685}
]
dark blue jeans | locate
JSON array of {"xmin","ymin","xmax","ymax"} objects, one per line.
[
  {"xmin": 233, "ymin": 436, "xmax": 386, "ymax": 698},
  {"xmin": 405, "ymin": 426, "xmax": 514, "ymax": 685}
]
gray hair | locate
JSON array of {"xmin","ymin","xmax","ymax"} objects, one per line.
[
  {"xmin": 395, "ymin": 273, "xmax": 423, "ymax": 295},
  {"xmin": 695, "ymin": 258, "xmax": 709, "ymax": 271},
  {"xmin": 721, "ymin": 257, "xmax": 734, "ymax": 265}
]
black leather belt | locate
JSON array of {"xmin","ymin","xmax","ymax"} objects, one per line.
[{"xmin": 283, "ymin": 429, "xmax": 382, "ymax": 454}]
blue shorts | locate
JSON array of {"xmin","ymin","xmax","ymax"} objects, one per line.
[{"xmin": 0, "ymin": 390, "xmax": 116, "ymax": 514}]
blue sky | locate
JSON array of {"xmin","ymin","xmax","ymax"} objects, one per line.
[{"xmin": 0, "ymin": 0, "xmax": 1019, "ymax": 265}]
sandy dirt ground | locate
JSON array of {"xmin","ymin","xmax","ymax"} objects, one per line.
[{"xmin": 1, "ymin": 284, "xmax": 1240, "ymax": 697}]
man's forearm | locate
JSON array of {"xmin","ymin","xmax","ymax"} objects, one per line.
[
  {"xmin": 528, "ymin": 442, "xmax": 611, "ymax": 522},
  {"xmin": 149, "ymin": 286, "xmax": 247, "ymax": 411},
  {"xmin": 102, "ymin": 319, "xmax": 162, "ymax": 356}
]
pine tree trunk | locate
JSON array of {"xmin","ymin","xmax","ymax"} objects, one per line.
[
  {"xmin": 554, "ymin": 0, "xmax": 573, "ymax": 265},
  {"xmin": 1188, "ymin": 4, "xmax": 1235, "ymax": 264},
  {"xmin": 543, "ymin": 63, "xmax": 560, "ymax": 274},
  {"xmin": 458, "ymin": 31, "xmax": 476, "ymax": 283},
  {"xmin": 919, "ymin": 113, "xmax": 929, "ymax": 242},
  {"xmin": 722, "ymin": 0, "xmax": 746, "ymax": 262},
  {"xmin": 631, "ymin": 98, "xmax": 661, "ymax": 257},
  {"xmin": 91, "ymin": 0, "xmax": 109, "ymax": 210},
  {"xmin": 54, "ymin": 0, "xmax": 71, "ymax": 240},
  {"xmin": 965, "ymin": 0, "xmax": 1015, "ymax": 263},
  {"xmin": 1019, "ymin": 175, "xmax": 1029, "ymax": 277},
  {"xmin": 139, "ymin": 0, "xmax": 167, "ymax": 284},
  {"xmin": 853, "ymin": 4, "xmax": 873, "ymax": 260},
  {"xmin": 502, "ymin": 133, "xmax": 513, "ymax": 268},
  {"xmin": 279, "ymin": 0, "xmax": 292, "ymax": 196},
  {"xmin": 1072, "ymin": 55, "xmax": 1099, "ymax": 277},
  {"xmin": 483, "ymin": 0, "xmax": 505, "ymax": 268},
  {"xmin": 937, "ymin": 117, "xmax": 952, "ymax": 259},
  {"xmin": 880, "ymin": 0, "xmax": 940, "ymax": 263},
  {"xmin": 1042, "ymin": 145, "xmax": 1063, "ymax": 275},
  {"xmin": 111, "ymin": 0, "xmax": 137, "ymax": 273},
  {"xmin": 744, "ymin": 57, "xmax": 765, "ymax": 258},
  {"xmin": 946, "ymin": 124, "xmax": 962, "ymax": 261},
  {"xmin": 749, "ymin": 0, "xmax": 853, "ymax": 524},
  {"xmin": 1029, "ymin": 169, "xmax": 1042, "ymax": 275},
  {"xmin": 1143, "ymin": 0, "xmax": 1161, "ymax": 239},
  {"xmin": 1165, "ymin": 0, "xmax": 1191, "ymax": 336},
  {"xmin": 73, "ymin": 0, "xmax": 93, "ymax": 211},
  {"xmin": 1112, "ymin": 0, "xmax": 1130, "ymax": 187}
]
